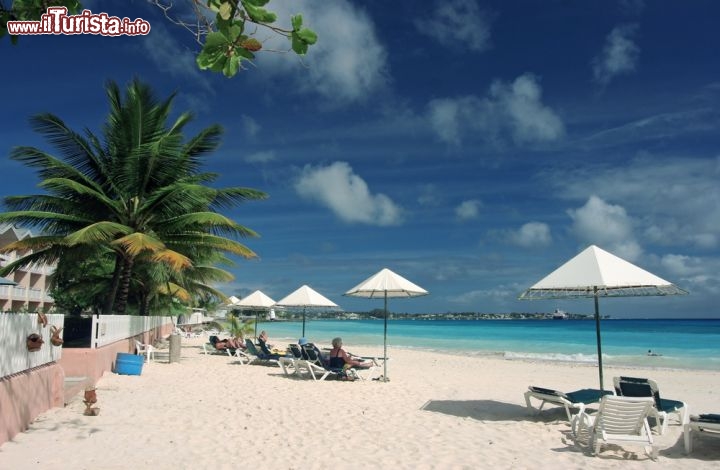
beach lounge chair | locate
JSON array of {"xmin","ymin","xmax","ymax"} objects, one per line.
[
  {"xmin": 613, "ymin": 376, "xmax": 688, "ymax": 435},
  {"xmin": 203, "ymin": 335, "xmax": 231, "ymax": 356},
  {"xmin": 202, "ymin": 336, "xmax": 252, "ymax": 364},
  {"xmin": 244, "ymin": 339, "xmax": 281, "ymax": 366},
  {"xmin": 279, "ymin": 343, "xmax": 310, "ymax": 377},
  {"xmin": 134, "ymin": 339, "xmax": 155, "ymax": 363},
  {"xmin": 175, "ymin": 326, "xmax": 201, "ymax": 338},
  {"xmin": 524, "ymin": 386, "xmax": 612, "ymax": 421},
  {"xmin": 300, "ymin": 344, "xmax": 343, "ymax": 381},
  {"xmin": 684, "ymin": 414, "xmax": 720, "ymax": 453},
  {"xmin": 571, "ymin": 395, "xmax": 656, "ymax": 459}
]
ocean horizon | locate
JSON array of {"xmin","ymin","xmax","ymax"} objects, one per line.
[{"xmin": 252, "ymin": 318, "xmax": 720, "ymax": 372}]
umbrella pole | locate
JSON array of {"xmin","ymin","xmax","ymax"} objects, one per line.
[
  {"xmin": 254, "ymin": 311, "xmax": 258, "ymax": 339},
  {"xmin": 383, "ymin": 292, "xmax": 388, "ymax": 382},
  {"xmin": 302, "ymin": 307, "xmax": 306, "ymax": 337},
  {"xmin": 593, "ymin": 287, "xmax": 604, "ymax": 391}
]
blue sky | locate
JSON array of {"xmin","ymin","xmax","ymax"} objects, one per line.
[{"xmin": 2, "ymin": 0, "xmax": 719, "ymax": 318}]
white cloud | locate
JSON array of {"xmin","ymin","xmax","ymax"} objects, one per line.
[
  {"xmin": 455, "ymin": 200, "xmax": 482, "ymax": 220},
  {"xmin": 427, "ymin": 99, "xmax": 464, "ymax": 146},
  {"xmin": 414, "ymin": 0, "xmax": 493, "ymax": 52},
  {"xmin": 241, "ymin": 115, "xmax": 261, "ymax": 137},
  {"xmin": 257, "ymin": 1, "xmax": 389, "ymax": 104},
  {"xmin": 427, "ymin": 74, "xmax": 564, "ymax": 146},
  {"xmin": 619, "ymin": 0, "xmax": 645, "ymax": 15},
  {"xmin": 490, "ymin": 74, "xmax": 566, "ymax": 144},
  {"xmin": 418, "ymin": 184, "xmax": 443, "ymax": 207},
  {"xmin": 552, "ymin": 157, "xmax": 720, "ymax": 250},
  {"xmin": 509, "ymin": 222, "xmax": 552, "ymax": 247},
  {"xmin": 660, "ymin": 254, "xmax": 704, "ymax": 276},
  {"xmin": 593, "ymin": 24, "xmax": 640, "ymax": 85},
  {"xmin": 245, "ymin": 151, "xmax": 276, "ymax": 163},
  {"xmin": 295, "ymin": 161, "xmax": 403, "ymax": 226},
  {"xmin": 141, "ymin": 23, "xmax": 212, "ymax": 93},
  {"xmin": 567, "ymin": 195, "xmax": 642, "ymax": 260}
]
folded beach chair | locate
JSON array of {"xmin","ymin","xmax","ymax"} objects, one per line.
[
  {"xmin": 524, "ymin": 386, "xmax": 612, "ymax": 421},
  {"xmin": 572, "ymin": 395, "xmax": 656, "ymax": 459},
  {"xmin": 613, "ymin": 376, "xmax": 688, "ymax": 435},
  {"xmin": 684, "ymin": 413, "xmax": 720, "ymax": 453}
]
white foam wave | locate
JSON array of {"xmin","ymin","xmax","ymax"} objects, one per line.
[{"xmin": 503, "ymin": 351, "xmax": 598, "ymax": 363}]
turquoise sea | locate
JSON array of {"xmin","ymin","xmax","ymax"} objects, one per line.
[{"xmin": 256, "ymin": 318, "xmax": 720, "ymax": 372}]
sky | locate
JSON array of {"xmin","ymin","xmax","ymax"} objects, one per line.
[{"xmin": 2, "ymin": 0, "xmax": 719, "ymax": 318}]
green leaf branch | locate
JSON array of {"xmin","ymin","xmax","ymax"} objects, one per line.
[{"xmin": 1, "ymin": 0, "xmax": 318, "ymax": 78}]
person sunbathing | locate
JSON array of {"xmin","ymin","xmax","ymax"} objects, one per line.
[
  {"xmin": 214, "ymin": 337, "xmax": 244, "ymax": 351},
  {"xmin": 328, "ymin": 337, "xmax": 373, "ymax": 369}
]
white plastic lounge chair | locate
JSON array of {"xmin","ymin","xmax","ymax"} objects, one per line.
[
  {"xmin": 244, "ymin": 339, "xmax": 281, "ymax": 366},
  {"xmin": 202, "ymin": 337, "xmax": 253, "ymax": 364},
  {"xmin": 684, "ymin": 414, "xmax": 720, "ymax": 453},
  {"xmin": 278, "ymin": 344, "xmax": 310, "ymax": 377},
  {"xmin": 524, "ymin": 386, "xmax": 612, "ymax": 421},
  {"xmin": 572, "ymin": 395, "xmax": 656, "ymax": 459},
  {"xmin": 613, "ymin": 376, "xmax": 688, "ymax": 435},
  {"xmin": 134, "ymin": 339, "xmax": 155, "ymax": 363},
  {"xmin": 175, "ymin": 326, "xmax": 201, "ymax": 338},
  {"xmin": 300, "ymin": 344, "xmax": 345, "ymax": 381}
]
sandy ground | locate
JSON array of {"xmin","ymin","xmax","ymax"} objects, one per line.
[{"xmin": 1, "ymin": 336, "xmax": 718, "ymax": 469}]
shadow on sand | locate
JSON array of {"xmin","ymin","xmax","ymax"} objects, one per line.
[{"xmin": 420, "ymin": 399, "xmax": 566, "ymax": 423}]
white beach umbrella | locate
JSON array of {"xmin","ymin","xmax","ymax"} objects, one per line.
[
  {"xmin": 276, "ymin": 285, "xmax": 339, "ymax": 337},
  {"xmin": 519, "ymin": 245, "xmax": 687, "ymax": 390},
  {"xmin": 226, "ymin": 295, "xmax": 242, "ymax": 306},
  {"xmin": 344, "ymin": 268, "xmax": 429, "ymax": 382},
  {"xmin": 235, "ymin": 290, "xmax": 276, "ymax": 338}
]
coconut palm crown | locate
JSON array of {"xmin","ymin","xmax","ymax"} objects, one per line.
[{"xmin": 0, "ymin": 79, "xmax": 267, "ymax": 314}]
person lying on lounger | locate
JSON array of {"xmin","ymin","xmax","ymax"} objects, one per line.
[
  {"xmin": 328, "ymin": 337, "xmax": 373, "ymax": 369},
  {"xmin": 214, "ymin": 337, "xmax": 245, "ymax": 351}
]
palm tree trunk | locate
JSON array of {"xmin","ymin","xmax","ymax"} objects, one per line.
[
  {"xmin": 102, "ymin": 253, "xmax": 124, "ymax": 314},
  {"xmin": 138, "ymin": 291, "xmax": 152, "ymax": 316},
  {"xmin": 115, "ymin": 256, "xmax": 134, "ymax": 315}
]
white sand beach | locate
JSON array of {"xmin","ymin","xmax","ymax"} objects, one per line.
[{"xmin": 1, "ymin": 336, "xmax": 718, "ymax": 469}]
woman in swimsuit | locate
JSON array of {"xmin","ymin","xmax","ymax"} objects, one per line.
[{"xmin": 328, "ymin": 337, "xmax": 372, "ymax": 369}]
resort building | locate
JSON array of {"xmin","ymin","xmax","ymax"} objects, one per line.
[{"xmin": 0, "ymin": 224, "xmax": 56, "ymax": 313}]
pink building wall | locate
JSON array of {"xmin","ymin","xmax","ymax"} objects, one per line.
[
  {"xmin": 0, "ymin": 323, "xmax": 173, "ymax": 446},
  {"xmin": 0, "ymin": 364, "xmax": 64, "ymax": 444}
]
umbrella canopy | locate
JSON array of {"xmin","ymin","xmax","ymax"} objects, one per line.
[
  {"xmin": 235, "ymin": 290, "xmax": 276, "ymax": 338},
  {"xmin": 519, "ymin": 245, "xmax": 687, "ymax": 390},
  {"xmin": 236, "ymin": 290, "xmax": 276, "ymax": 308},
  {"xmin": 345, "ymin": 268, "xmax": 429, "ymax": 382},
  {"xmin": 226, "ymin": 295, "xmax": 242, "ymax": 305},
  {"xmin": 276, "ymin": 285, "xmax": 338, "ymax": 336}
]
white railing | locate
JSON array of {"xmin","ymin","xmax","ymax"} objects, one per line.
[
  {"xmin": 91, "ymin": 314, "xmax": 174, "ymax": 348},
  {"xmin": 0, "ymin": 285, "xmax": 10, "ymax": 296},
  {"xmin": 0, "ymin": 313, "xmax": 65, "ymax": 378},
  {"xmin": 28, "ymin": 288, "xmax": 43, "ymax": 301}
]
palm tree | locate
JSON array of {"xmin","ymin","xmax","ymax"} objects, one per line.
[{"xmin": 0, "ymin": 79, "xmax": 267, "ymax": 314}]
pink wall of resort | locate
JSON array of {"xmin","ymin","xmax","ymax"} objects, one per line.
[
  {"xmin": 0, "ymin": 323, "xmax": 172, "ymax": 446},
  {"xmin": 0, "ymin": 364, "xmax": 64, "ymax": 444}
]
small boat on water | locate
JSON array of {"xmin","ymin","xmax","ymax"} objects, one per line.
[{"xmin": 552, "ymin": 309, "xmax": 567, "ymax": 320}]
